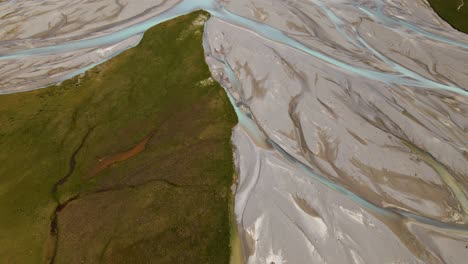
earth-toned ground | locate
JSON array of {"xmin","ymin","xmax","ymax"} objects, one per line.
[
  {"xmin": 0, "ymin": 0, "xmax": 467, "ymax": 263},
  {"xmin": 0, "ymin": 11, "xmax": 237, "ymax": 263}
]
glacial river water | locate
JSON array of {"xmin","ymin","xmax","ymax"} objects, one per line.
[
  {"xmin": 1, "ymin": 0, "xmax": 468, "ymax": 263},
  {"xmin": 1, "ymin": 0, "xmax": 467, "ymax": 96}
]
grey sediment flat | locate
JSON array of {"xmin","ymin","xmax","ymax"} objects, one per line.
[{"xmin": 1, "ymin": 0, "xmax": 467, "ymax": 263}]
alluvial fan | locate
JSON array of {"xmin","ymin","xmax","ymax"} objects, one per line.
[{"xmin": 1, "ymin": 0, "xmax": 467, "ymax": 263}]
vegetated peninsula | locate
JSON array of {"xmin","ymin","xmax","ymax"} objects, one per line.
[
  {"xmin": 0, "ymin": 11, "xmax": 237, "ymax": 263},
  {"xmin": 428, "ymin": 0, "xmax": 468, "ymax": 33}
]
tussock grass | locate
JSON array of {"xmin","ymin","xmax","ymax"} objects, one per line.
[{"xmin": 0, "ymin": 11, "xmax": 237, "ymax": 263}]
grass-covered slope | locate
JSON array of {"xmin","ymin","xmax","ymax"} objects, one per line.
[
  {"xmin": 0, "ymin": 11, "xmax": 237, "ymax": 263},
  {"xmin": 428, "ymin": 0, "xmax": 468, "ymax": 33}
]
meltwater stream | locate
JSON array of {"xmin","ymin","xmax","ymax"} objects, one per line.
[
  {"xmin": 1, "ymin": 0, "xmax": 467, "ymax": 95},
  {"xmin": 1, "ymin": 0, "xmax": 468, "ymax": 263}
]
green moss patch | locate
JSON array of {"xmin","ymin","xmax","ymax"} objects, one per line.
[{"xmin": 0, "ymin": 11, "xmax": 237, "ymax": 264}]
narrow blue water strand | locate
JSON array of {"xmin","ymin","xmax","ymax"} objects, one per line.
[{"xmin": 1, "ymin": 0, "xmax": 466, "ymax": 95}]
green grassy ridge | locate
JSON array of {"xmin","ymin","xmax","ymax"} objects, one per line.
[
  {"xmin": 0, "ymin": 11, "xmax": 237, "ymax": 263},
  {"xmin": 427, "ymin": 0, "xmax": 468, "ymax": 33}
]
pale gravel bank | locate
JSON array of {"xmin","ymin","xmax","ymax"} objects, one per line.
[{"xmin": 1, "ymin": 0, "xmax": 468, "ymax": 263}]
